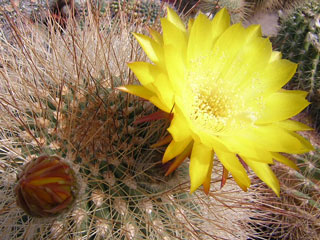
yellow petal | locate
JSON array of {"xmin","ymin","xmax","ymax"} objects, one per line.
[
  {"xmin": 221, "ymin": 136, "xmax": 273, "ymax": 163},
  {"xmin": 189, "ymin": 142, "xmax": 213, "ymax": 193},
  {"xmin": 166, "ymin": 7, "xmax": 186, "ymax": 33},
  {"xmin": 187, "ymin": 12, "xmax": 215, "ymax": 61},
  {"xmin": 128, "ymin": 62, "xmax": 174, "ymax": 109},
  {"xmin": 244, "ymin": 125, "xmax": 313, "ymax": 154},
  {"xmin": 151, "ymin": 71, "xmax": 174, "ymax": 108},
  {"xmin": 161, "ymin": 17, "xmax": 188, "ymax": 90},
  {"xmin": 148, "ymin": 28, "xmax": 163, "ymax": 45},
  {"xmin": 269, "ymin": 51, "xmax": 282, "ymax": 62},
  {"xmin": 161, "ymin": 18, "xmax": 187, "ymax": 48},
  {"xmin": 163, "ymin": 44, "xmax": 186, "ymax": 94},
  {"xmin": 271, "ymin": 152, "xmax": 298, "ymax": 170},
  {"xmin": 259, "ymin": 59, "xmax": 297, "ymax": 96},
  {"xmin": 117, "ymin": 85, "xmax": 154, "ymax": 100},
  {"xmin": 128, "ymin": 62, "xmax": 160, "ymax": 86},
  {"xmin": 188, "ymin": 18, "xmax": 194, "ymax": 33},
  {"xmin": 165, "ymin": 141, "xmax": 193, "ymax": 176},
  {"xmin": 209, "ymin": 24, "xmax": 271, "ymax": 90},
  {"xmin": 227, "ymin": 37, "xmax": 272, "ymax": 90},
  {"xmin": 273, "ymin": 120, "xmax": 313, "ymax": 131},
  {"xmin": 119, "ymin": 85, "xmax": 170, "ymax": 111},
  {"xmin": 194, "ymin": 130, "xmax": 230, "ymax": 152},
  {"xmin": 203, "ymin": 156, "xmax": 214, "ymax": 194},
  {"xmin": 163, "ymin": 137, "xmax": 192, "ymax": 163},
  {"xmin": 214, "ymin": 148, "xmax": 250, "ymax": 191},
  {"xmin": 257, "ymin": 91, "xmax": 310, "ymax": 123},
  {"xmin": 210, "ymin": 8, "xmax": 230, "ymax": 37},
  {"xmin": 289, "ymin": 132, "xmax": 314, "ymax": 153},
  {"xmin": 133, "ymin": 33, "xmax": 164, "ymax": 66},
  {"xmin": 167, "ymin": 105, "xmax": 192, "ymax": 142},
  {"xmin": 149, "ymin": 96, "xmax": 171, "ymax": 112},
  {"xmin": 243, "ymin": 157, "xmax": 280, "ymax": 196}
]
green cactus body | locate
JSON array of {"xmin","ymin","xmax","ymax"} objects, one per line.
[
  {"xmin": 247, "ymin": 147, "xmax": 320, "ymax": 240},
  {"xmin": 272, "ymin": 0, "xmax": 320, "ymax": 131},
  {"xmin": 294, "ymin": 148, "xmax": 320, "ymax": 204},
  {"xmin": 194, "ymin": 0, "xmax": 248, "ymax": 23},
  {"xmin": 108, "ymin": 0, "xmax": 164, "ymax": 24},
  {"xmin": 245, "ymin": 0, "xmax": 306, "ymax": 12}
]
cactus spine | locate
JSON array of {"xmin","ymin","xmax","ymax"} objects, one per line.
[{"xmin": 272, "ymin": 0, "xmax": 320, "ymax": 131}]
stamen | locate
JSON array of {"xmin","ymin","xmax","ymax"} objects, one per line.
[{"xmin": 184, "ymin": 55, "xmax": 262, "ymax": 135}]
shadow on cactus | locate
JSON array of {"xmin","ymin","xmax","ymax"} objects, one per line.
[{"xmin": 0, "ymin": 3, "xmax": 259, "ymax": 240}]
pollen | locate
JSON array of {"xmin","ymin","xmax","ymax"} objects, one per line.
[{"xmin": 185, "ymin": 56, "xmax": 258, "ymax": 135}]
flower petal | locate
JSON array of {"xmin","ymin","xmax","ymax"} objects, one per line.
[
  {"xmin": 187, "ymin": 13, "xmax": 216, "ymax": 61},
  {"xmin": 165, "ymin": 141, "xmax": 193, "ymax": 176},
  {"xmin": 163, "ymin": 137, "xmax": 192, "ymax": 163},
  {"xmin": 148, "ymin": 28, "xmax": 163, "ymax": 45},
  {"xmin": 161, "ymin": 16, "xmax": 188, "ymax": 92},
  {"xmin": 163, "ymin": 45, "xmax": 186, "ymax": 93},
  {"xmin": 203, "ymin": 157, "xmax": 214, "ymax": 194},
  {"xmin": 271, "ymin": 152, "xmax": 298, "ymax": 170},
  {"xmin": 133, "ymin": 33, "xmax": 164, "ymax": 66},
  {"xmin": 273, "ymin": 120, "xmax": 313, "ymax": 131},
  {"xmin": 221, "ymin": 136, "xmax": 273, "ymax": 163},
  {"xmin": 210, "ymin": 7, "xmax": 230, "ymax": 38},
  {"xmin": 260, "ymin": 59, "xmax": 297, "ymax": 96},
  {"xmin": 215, "ymin": 148, "xmax": 250, "ymax": 191},
  {"xmin": 243, "ymin": 125, "xmax": 313, "ymax": 153},
  {"xmin": 161, "ymin": 18, "xmax": 187, "ymax": 47},
  {"xmin": 166, "ymin": 7, "xmax": 187, "ymax": 33},
  {"xmin": 168, "ymin": 105, "xmax": 192, "ymax": 142},
  {"xmin": 128, "ymin": 62, "xmax": 159, "ymax": 86},
  {"xmin": 149, "ymin": 96, "xmax": 171, "ymax": 112},
  {"xmin": 117, "ymin": 85, "xmax": 154, "ymax": 100},
  {"xmin": 208, "ymin": 24, "xmax": 271, "ymax": 91},
  {"xmin": 189, "ymin": 142, "xmax": 213, "ymax": 193},
  {"xmin": 243, "ymin": 157, "xmax": 280, "ymax": 196},
  {"xmin": 269, "ymin": 51, "xmax": 282, "ymax": 62},
  {"xmin": 257, "ymin": 90, "xmax": 310, "ymax": 123},
  {"xmin": 128, "ymin": 62, "xmax": 174, "ymax": 109}
]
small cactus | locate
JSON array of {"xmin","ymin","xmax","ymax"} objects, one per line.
[
  {"xmin": 169, "ymin": 0, "xmax": 249, "ymax": 22},
  {"xmin": 272, "ymin": 0, "xmax": 320, "ymax": 131},
  {"xmin": 108, "ymin": 0, "xmax": 164, "ymax": 24},
  {"xmin": 245, "ymin": 0, "xmax": 306, "ymax": 12}
]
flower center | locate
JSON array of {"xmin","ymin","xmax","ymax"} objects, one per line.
[{"xmin": 184, "ymin": 57, "xmax": 259, "ymax": 136}]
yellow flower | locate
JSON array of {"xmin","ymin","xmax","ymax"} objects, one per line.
[{"xmin": 119, "ymin": 8, "xmax": 314, "ymax": 195}]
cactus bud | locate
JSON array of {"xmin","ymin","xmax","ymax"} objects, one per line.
[{"xmin": 15, "ymin": 155, "xmax": 78, "ymax": 217}]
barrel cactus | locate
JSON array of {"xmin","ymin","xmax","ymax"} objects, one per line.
[
  {"xmin": 245, "ymin": 0, "xmax": 306, "ymax": 11},
  {"xmin": 107, "ymin": 0, "xmax": 164, "ymax": 24},
  {"xmin": 173, "ymin": 0, "xmax": 248, "ymax": 23},
  {"xmin": 272, "ymin": 0, "xmax": 320, "ymax": 131},
  {"xmin": 248, "ymin": 147, "xmax": 320, "ymax": 240},
  {"xmin": 0, "ymin": 4, "xmax": 259, "ymax": 240}
]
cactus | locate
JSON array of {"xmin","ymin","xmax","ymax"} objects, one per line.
[
  {"xmin": 195, "ymin": 0, "xmax": 248, "ymax": 23},
  {"xmin": 0, "ymin": 5, "xmax": 260, "ymax": 240},
  {"xmin": 245, "ymin": 0, "xmax": 306, "ymax": 12},
  {"xmin": 271, "ymin": 0, "xmax": 320, "ymax": 131},
  {"xmin": 247, "ymin": 148, "xmax": 320, "ymax": 240},
  {"xmin": 162, "ymin": 0, "xmax": 200, "ymax": 14},
  {"xmin": 108, "ymin": 0, "xmax": 164, "ymax": 24}
]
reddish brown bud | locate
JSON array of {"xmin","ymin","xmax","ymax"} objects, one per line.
[{"xmin": 15, "ymin": 155, "xmax": 78, "ymax": 217}]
